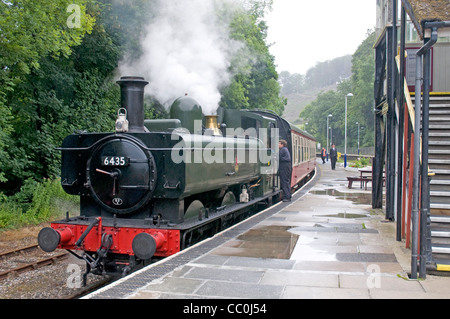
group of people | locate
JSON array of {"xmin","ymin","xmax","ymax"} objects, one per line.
[{"xmin": 321, "ymin": 144, "xmax": 338, "ymax": 170}]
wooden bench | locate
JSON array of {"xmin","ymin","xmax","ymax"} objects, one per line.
[
  {"xmin": 347, "ymin": 176, "xmax": 386, "ymax": 190},
  {"xmin": 347, "ymin": 176, "xmax": 371, "ymax": 190}
]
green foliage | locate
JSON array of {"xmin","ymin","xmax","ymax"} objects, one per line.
[
  {"xmin": 220, "ymin": 2, "xmax": 285, "ymax": 115},
  {"xmin": 0, "ymin": 0, "xmax": 95, "ymax": 90},
  {"xmin": 0, "ymin": 0, "xmax": 95, "ymax": 189},
  {"xmin": 0, "ymin": 1, "xmax": 121, "ymax": 192},
  {"xmin": 349, "ymin": 157, "xmax": 371, "ymax": 168},
  {"xmin": 0, "ymin": 178, "xmax": 78, "ymax": 230},
  {"xmin": 350, "ymin": 30, "xmax": 377, "ymax": 146},
  {"xmin": 300, "ymin": 30, "xmax": 376, "ymax": 150}
]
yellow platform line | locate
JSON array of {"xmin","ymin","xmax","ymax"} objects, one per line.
[{"xmin": 436, "ymin": 264, "xmax": 450, "ymax": 272}]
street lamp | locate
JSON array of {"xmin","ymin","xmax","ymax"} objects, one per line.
[
  {"xmin": 326, "ymin": 114, "xmax": 332, "ymax": 161},
  {"xmin": 356, "ymin": 122, "xmax": 360, "ymax": 155},
  {"xmin": 344, "ymin": 93, "xmax": 353, "ymax": 168}
]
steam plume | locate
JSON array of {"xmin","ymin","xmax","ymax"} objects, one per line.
[{"xmin": 120, "ymin": 0, "xmax": 244, "ymax": 115}]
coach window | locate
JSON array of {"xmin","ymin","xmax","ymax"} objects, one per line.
[
  {"xmin": 306, "ymin": 140, "xmax": 310, "ymax": 161},
  {"xmin": 305, "ymin": 138, "xmax": 308, "ymax": 162},
  {"xmin": 299, "ymin": 137, "xmax": 303, "ymax": 163},
  {"xmin": 292, "ymin": 137, "xmax": 296, "ymax": 164},
  {"xmin": 298, "ymin": 138, "xmax": 301, "ymax": 164}
]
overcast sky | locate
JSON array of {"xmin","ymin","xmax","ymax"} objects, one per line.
[{"xmin": 265, "ymin": 0, "xmax": 377, "ymax": 75}]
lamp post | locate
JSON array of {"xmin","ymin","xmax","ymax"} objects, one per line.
[
  {"xmin": 356, "ymin": 122, "xmax": 360, "ymax": 155},
  {"xmin": 344, "ymin": 93, "xmax": 353, "ymax": 168},
  {"xmin": 326, "ymin": 114, "xmax": 332, "ymax": 161}
]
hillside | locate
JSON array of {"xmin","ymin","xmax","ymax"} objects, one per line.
[
  {"xmin": 278, "ymin": 55, "xmax": 352, "ymax": 124},
  {"xmin": 282, "ymin": 83, "xmax": 338, "ymax": 124}
]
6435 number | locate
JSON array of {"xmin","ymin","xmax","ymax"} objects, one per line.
[{"xmin": 101, "ymin": 156, "xmax": 129, "ymax": 167}]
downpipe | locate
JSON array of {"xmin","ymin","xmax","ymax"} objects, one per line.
[
  {"xmin": 411, "ymin": 49, "xmax": 422, "ymax": 280},
  {"xmin": 411, "ymin": 26, "xmax": 439, "ymax": 279}
]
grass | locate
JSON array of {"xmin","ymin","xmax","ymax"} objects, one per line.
[{"xmin": 0, "ymin": 178, "xmax": 79, "ymax": 231}]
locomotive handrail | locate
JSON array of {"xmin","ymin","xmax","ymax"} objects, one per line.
[
  {"xmin": 58, "ymin": 146, "xmax": 272, "ymax": 152},
  {"xmin": 58, "ymin": 131, "xmax": 274, "ymax": 154}
]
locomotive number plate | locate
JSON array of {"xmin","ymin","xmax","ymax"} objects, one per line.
[{"xmin": 101, "ymin": 156, "xmax": 130, "ymax": 167}]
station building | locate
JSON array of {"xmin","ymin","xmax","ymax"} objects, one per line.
[{"xmin": 374, "ymin": 0, "xmax": 450, "ymax": 278}]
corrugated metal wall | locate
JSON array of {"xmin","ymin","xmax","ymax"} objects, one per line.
[
  {"xmin": 406, "ymin": 42, "xmax": 450, "ymax": 93},
  {"xmin": 433, "ymin": 43, "xmax": 450, "ymax": 92}
]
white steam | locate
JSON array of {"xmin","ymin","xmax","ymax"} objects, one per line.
[{"xmin": 120, "ymin": 0, "xmax": 245, "ymax": 115}]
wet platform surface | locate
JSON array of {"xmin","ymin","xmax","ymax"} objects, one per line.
[{"xmin": 87, "ymin": 159, "xmax": 450, "ymax": 299}]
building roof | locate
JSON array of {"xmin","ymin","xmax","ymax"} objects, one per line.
[{"xmin": 402, "ymin": 0, "xmax": 450, "ymax": 39}]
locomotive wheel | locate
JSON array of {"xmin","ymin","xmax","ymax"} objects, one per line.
[
  {"xmin": 184, "ymin": 200, "xmax": 205, "ymax": 220},
  {"xmin": 221, "ymin": 191, "xmax": 236, "ymax": 206}
]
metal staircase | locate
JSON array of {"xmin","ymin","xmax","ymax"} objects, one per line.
[{"xmin": 421, "ymin": 95, "xmax": 450, "ymax": 267}]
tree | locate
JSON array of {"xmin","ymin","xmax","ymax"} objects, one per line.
[
  {"xmin": 221, "ymin": 1, "xmax": 285, "ymax": 114},
  {"xmin": 0, "ymin": 0, "xmax": 95, "ymax": 86},
  {"xmin": 350, "ymin": 30, "xmax": 376, "ymax": 146},
  {"xmin": 0, "ymin": 0, "xmax": 95, "ymax": 192},
  {"xmin": 279, "ymin": 71, "xmax": 305, "ymax": 95},
  {"xmin": 300, "ymin": 30, "xmax": 375, "ymax": 150}
]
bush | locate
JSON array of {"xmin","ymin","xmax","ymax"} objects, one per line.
[
  {"xmin": 349, "ymin": 157, "xmax": 371, "ymax": 168},
  {"xmin": 0, "ymin": 178, "xmax": 79, "ymax": 230}
]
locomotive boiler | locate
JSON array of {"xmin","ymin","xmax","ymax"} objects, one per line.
[{"xmin": 37, "ymin": 76, "xmax": 316, "ymax": 279}]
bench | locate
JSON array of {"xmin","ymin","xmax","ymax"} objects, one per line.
[
  {"xmin": 347, "ymin": 176, "xmax": 386, "ymax": 190},
  {"xmin": 347, "ymin": 176, "xmax": 371, "ymax": 190}
]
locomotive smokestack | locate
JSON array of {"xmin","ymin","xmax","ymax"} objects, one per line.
[{"xmin": 117, "ymin": 76, "xmax": 149, "ymax": 133}]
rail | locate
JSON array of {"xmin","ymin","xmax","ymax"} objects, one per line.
[
  {"xmin": 395, "ymin": 55, "xmax": 415, "ymax": 250},
  {"xmin": 396, "ymin": 56, "xmax": 416, "ymax": 133},
  {"xmin": 0, "ymin": 245, "xmax": 68, "ymax": 281}
]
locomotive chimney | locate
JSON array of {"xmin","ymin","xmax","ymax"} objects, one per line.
[{"xmin": 117, "ymin": 76, "xmax": 149, "ymax": 133}]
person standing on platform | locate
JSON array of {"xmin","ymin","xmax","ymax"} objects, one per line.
[
  {"xmin": 278, "ymin": 139, "xmax": 292, "ymax": 202},
  {"xmin": 321, "ymin": 147, "xmax": 326, "ymax": 164},
  {"xmin": 329, "ymin": 144, "xmax": 338, "ymax": 170}
]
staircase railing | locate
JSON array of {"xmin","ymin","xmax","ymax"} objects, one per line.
[{"xmin": 395, "ymin": 55, "xmax": 416, "ymax": 250}]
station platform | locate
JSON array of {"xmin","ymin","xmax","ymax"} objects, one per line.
[{"xmin": 86, "ymin": 159, "xmax": 450, "ymax": 300}]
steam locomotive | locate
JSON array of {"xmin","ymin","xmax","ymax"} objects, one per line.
[{"xmin": 37, "ymin": 76, "xmax": 316, "ymax": 279}]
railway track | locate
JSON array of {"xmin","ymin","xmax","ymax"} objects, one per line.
[{"xmin": 0, "ymin": 244, "xmax": 69, "ymax": 281}]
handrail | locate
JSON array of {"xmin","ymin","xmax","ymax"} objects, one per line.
[
  {"xmin": 395, "ymin": 54, "xmax": 426, "ymax": 167},
  {"xmin": 395, "ymin": 55, "xmax": 416, "ymax": 132}
]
